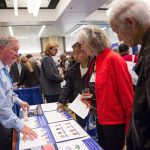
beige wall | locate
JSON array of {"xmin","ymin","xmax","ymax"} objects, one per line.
[{"xmin": 41, "ymin": 36, "xmax": 65, "ymax": 54}]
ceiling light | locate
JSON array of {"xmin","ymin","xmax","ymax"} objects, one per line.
[
  {"xmin": 70, "ymin": 25, "xmax": 86, "ymax": 36},
  {"xmin": 27, "ymin": 0, "xmax": 41, "ymax": 17},
  {"xmin": 13, "ymin": 0, "xmax": 18, "ymax": 16},
  {"xmin": 38, "ymin": 25, "xmax": 46, "ymax": 37},
  {"xmin": 8, "ymin": 26, "xmax": 14, "ymax": 36}
]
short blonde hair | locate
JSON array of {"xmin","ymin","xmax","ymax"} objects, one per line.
[
  {"xmin": 77, "ymin": 25, "xmax": 110, "ymax": 54},
  {"xmin": 44, "ymin": 41, "xmax": 58, "ymax": 55}
]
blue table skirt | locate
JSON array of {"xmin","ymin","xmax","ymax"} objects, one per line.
[{"xmin": 13, "ymin": 86, "xmax": 43, "ymax": 116}]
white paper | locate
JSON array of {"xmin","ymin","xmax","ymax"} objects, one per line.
[
  {"xmin": 49, "ymin": 120, "xmax": 88, "ymax": 142},
  {"xmin": 19, "ymin": 128, "xmax": 49, "ymax": 150},
  {"xmin": 29, "ymin": 105, "xmax": 37, "ymax": 110},
  {"xmin": 41, "ymin": 102, "xmax": 57, "ymax": 112},
  {"xmin": 21, "ymin": 117, "xmax": 39, "ymax": 129},
  {"xmin": 56, "ymin": 137, "xmax": 91, "ymax": 150},
  {"xmin": 68, "ymin": 94, "xmax": 89, "ymax": 119},
  {"xmin": 44, "ymin": 111, "xmax": 71, "ymax": 123}
]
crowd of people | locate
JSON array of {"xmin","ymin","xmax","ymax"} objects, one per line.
[{"xmin": 0, "ymin": 0, "xmax": 150, "ymax": 150}]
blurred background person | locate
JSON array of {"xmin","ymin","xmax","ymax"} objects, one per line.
[
  {"xmin": 59, "ymin": 53, "xmax": 69, "ymax": 75},
  {"xmin": 21, "ymin": 56, "xmax": 40, "ymax": 88},
  {"xmin": 77, "ymin": 25, "xmax": 133, "ymax": 150},
  {"xmin": 118, "ymin": 43, "xmax": 138, "ymax": 62},
  {"xmin": 40, "ymin": 41, "xmax": 63, "ymax": 103},
  {"xmin": 9, "ymin": 53, "xmax": 26, "ymax": 88}
]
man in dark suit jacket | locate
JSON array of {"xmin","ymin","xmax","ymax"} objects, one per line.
[{"xmin": 9, "ymin": 55, "xmax": 26, "ymax": 86}]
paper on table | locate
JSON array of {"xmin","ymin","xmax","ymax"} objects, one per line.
[
  {"xmin": 41, "ymin": 102, "xmax": 57, "ymax": 112},
  {"xmin": 21, "ymin": 117, "xmax": 39, "ymax": 129},
  {"xmin": 49, "ymin": 120, "xmax": 88, "ymax": 142},
  {"xmin": 44, "ymin": 111, "xmax": 71, "ymax": 123},
  {"xmin": 19, "ymin": 128, "xmax": 49, "ymax": 150},
  {"xmin": 68, "ymin": 94, "xmax": 89, "ymax": 119},
  {"xmin": 56, "ymin": 137, "xmax": 91, "ymax": 150}
]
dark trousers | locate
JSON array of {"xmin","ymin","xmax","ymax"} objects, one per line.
[
  {"xmin": 44, "ymin": 94, "xmax": 60, "ymax": 103},
  {"xmin": 0, "ymin": 123, "xmax": 13, "ymax": 150},
  {"xmin": 96, "ymin": 120, "xmax": 125, "ymax": 150},
  {"xmin": 76, "ymin": 115, "xmax": 88, "ymax": 128}
]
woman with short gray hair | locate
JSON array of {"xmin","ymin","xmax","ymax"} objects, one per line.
[{"xmin": 77, "ymin": 25, "xmax": 133, "ymax": 150}]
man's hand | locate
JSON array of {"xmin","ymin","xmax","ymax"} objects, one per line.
[
  {"xmin": 57, "ymin": 103, "xmax": 64, "ymax": 112},
  {"xmin": 20, "ymin": 101, "xmax": 30, "ymax": 111},
  {"xmin": 21, "ymin": 125, "xmax": 37, "ymax": 141}
]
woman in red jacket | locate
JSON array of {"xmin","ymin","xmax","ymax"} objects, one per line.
[{"xmin": 77, "ymin": 25, "xmax": 134, "ymax": 150}]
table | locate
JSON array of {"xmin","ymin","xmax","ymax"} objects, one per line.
[{"xmin": 16, "ymin": 103, "xmax": 103, "ymax": 150}]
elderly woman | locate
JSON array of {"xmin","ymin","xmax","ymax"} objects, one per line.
[
  {"xmin": 108, "ymin": 0, "xmax": 150, "ymax": 149},
  {"xmin": 77, "ymin": 25, "xmax": 133, "ymax": 150},
  {"xmin": 40, "ymin": 41, "xmax": 63, "ymax": 103}
]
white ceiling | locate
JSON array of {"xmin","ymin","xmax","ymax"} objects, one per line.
[
  {"xmin": 6, "ymin": 0, "xmax": 50, "ymax": 8},
  {"xmin": 1, "ymin": 0, "xmax": 150, "ymax": 39},
  {"xmin": 0, "ymin": 0, "xmax": 109, "ymax": 38}
]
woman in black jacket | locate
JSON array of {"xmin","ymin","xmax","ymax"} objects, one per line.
[{"xmin": 57, "ymin": 42, "xmax": 90, "ymax": 128}]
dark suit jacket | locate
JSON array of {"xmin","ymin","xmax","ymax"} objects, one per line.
[
  {"xmin": 9, "ymin": 62, "xmax": 26, "ymax": 84},
  {"xmin": 126, "ymin": 26, "xmax": 150, "ymax": 150}
]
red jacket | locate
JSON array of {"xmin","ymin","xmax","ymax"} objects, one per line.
[
  {"xmin": 122, "ymin": 54, "xmax": 138, "ymax": 63},
  {"xmin": 95, "ymin": 48, "xmax": 133, "ymax": 133}
]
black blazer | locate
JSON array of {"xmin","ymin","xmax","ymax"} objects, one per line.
[
  {"xmin": 126, "ymin": 26, "xmax": 150, "ymax": 150},
  {"xmin": 9, "ymin": 62, "xmax": 26, "ymax": 84},
  {"xmin": 58, "ymin": 63, "xmax": 88, "ymax": 104}
]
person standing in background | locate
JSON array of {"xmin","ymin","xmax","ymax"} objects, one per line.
[
  {"xmin": 118, "ymin": 43, "xmax": 138, "ymax": 62},
  {"xmin": 9, "ymin": 54, "xmax": 26, "ymax": 88},
  {"xmin": 0, "ymin": 36, "xmax": 37, "ymax": 150},
  {"xmin": 40, "ymin": 41, "xmax": 63, "ymax": 103},
  {"xmin": 77, "ymin": 25, "xmax": 133, "ymax": 150},
  {"xmin": 108, "ymin": 0, "xmax": 150, "ymax": 149}
]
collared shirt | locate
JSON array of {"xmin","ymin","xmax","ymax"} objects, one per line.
[
  {"xmin": 17, "ymin": 62, "xmax": 21, "ymax": 75},
  {"xmin": 0, "ymin": 60, "xmax": 24, "ymax": 131}
]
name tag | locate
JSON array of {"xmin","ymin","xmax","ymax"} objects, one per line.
[{"xmin": 90, "ymin": 73, "xmax": 95, "ymax": 82}]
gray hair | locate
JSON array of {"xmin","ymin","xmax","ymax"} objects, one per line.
[
  {"xmin": 0, "ymin": 36, "xmax": 18, "ymax": 48},
  {"xmin": 77, "ymin": 25, "xmax": 110, "ymax": 54},
  {"xmin": 109, "ymin": 0, "xmax": 150, "ymax": 29}
]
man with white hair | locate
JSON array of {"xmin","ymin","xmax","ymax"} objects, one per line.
[
  {"xmin": 108, "ymin": 0, "xmax": 150, "ymax": 149},
  {"xmin": 0, "ymin": 36, "xmax": 37, "ymax": 150}
]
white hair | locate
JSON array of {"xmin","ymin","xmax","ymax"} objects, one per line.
[
  {"xmin": 109, "ymin": 0, "xmax": 150, "ymax": 28},
  {"xmin": 0, "ymin": 36, "xmax": 18, "ymax": 47},
  {"xmin": 77, "ymin": 25, "xmax": 111, "ymax": 54}
]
